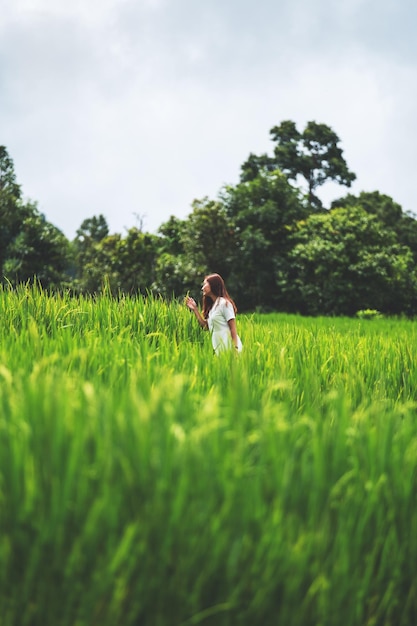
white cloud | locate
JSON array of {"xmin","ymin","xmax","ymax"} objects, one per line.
[
  {"xmin": 8, "ymin": 0, "xmax": 124, "ymax": 21},
  {"xmin": 1, "ymin": 0, "xmax": 416, "ymax": 239}
]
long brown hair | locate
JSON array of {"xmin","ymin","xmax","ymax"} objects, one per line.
[{"xmin": 202, "ymin": 273, "xmax": 237, "ymax": 319}]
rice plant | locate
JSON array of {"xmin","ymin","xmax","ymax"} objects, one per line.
[{"xmin": 0, "ymin": 284, "xmax": 417, "ymax": 625}]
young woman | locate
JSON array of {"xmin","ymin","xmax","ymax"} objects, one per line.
[{"xmin": 186, "ymin": 273, "xmax": 243, "ymax": 354}]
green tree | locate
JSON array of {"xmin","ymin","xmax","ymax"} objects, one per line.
[
  {"xmin": 4, "ymin": 203, "xmax": 71, "ymax": 287},
  {"xmin": 73, "ymin": 218, "xmax": 160, "ymax": 295},
  {"xmin": 74, "ymin": 214, "xmax": 109, "ymax": 261},
  {"xmin": 154, "ymin": 216, "xmax": 191, "ymax": 298},
  {"xmin": 271, "ymin": 120, "xmax": 356, "ymax": 207},
  {"xmin": 117, "ymin": 228, "xmax": 160, "ymax": 294},
  {"xmin": 286, "ymin": 206, "xmax": 417, "ymax": 315},
  {"xmin": 88, "ymin": 234, "xmax": 123, "ymax": 293},
  {"xmin": 240, "ymin": 153, "xmax": 278, "ymax": 183},
  {"xmin": 154, "ymin": 200, "xmax": 236, "ymax": 300},
  {"xmin": 157, "ymin": 215, "xmax": 186, "ymax": 257},
  {"xmin": 0, "ymin": 146, "xmax": 21, "ymax": 197},
  {"xmin": 1, "ymin": 147, "xmax": 71, "ymax": 286},
  {"xmin": 153, "ymin": 252, "xmax": 199, "ymax": 300},
  {"xmin": 241, "ymin": 121, "xmax": 356, "ymax": 208},
  {"xmin": 332, "ymin": 190, "xmax": 417, "ymax": 263},
  {"xmin": 73, "ymin": 215, "xmax": 110, "ymax": 291},
  {"xmin": 182, "ymin": 197, "xmax": 235, "ymax": 278},
  {"xmin": 222, "ymin": 170, "xmax": 306, "ymax": 310},
  {"xmin": 0, "ymin": 146, "xmax": 26, "ymax": 278},
  {"xmin": 331, "ymin": 191, "xmax": 402, "ymax": 227}
]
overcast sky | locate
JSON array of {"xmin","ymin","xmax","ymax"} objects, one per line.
[{"xmin": 1, "ymin": 0, "xmax": 416, "ymax": 239}]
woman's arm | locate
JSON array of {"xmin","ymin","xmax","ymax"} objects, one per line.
[
  {"xmin": 227, "ymin": 318, "xmax": 239, "ymax": 349},
  {"xmin": 186, "ymin": 297, "xmax": 208, "ymax": 330}
]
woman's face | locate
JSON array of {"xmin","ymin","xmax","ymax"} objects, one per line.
[{"xmin": 202, "ymin": 279, "xmax": 213, "ymax": 298}]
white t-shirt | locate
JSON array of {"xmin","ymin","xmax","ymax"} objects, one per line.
[{"xmin": 207, "ymin": 297, "xmax": 243, "ymax": 354}]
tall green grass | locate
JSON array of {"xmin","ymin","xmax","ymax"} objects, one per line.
[{"xmin": 1, "ymin": 284, "xmax": 417, "ymax": 625}]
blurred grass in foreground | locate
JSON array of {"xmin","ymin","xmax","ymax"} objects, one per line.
[{"xmin": 0, "ymin": 284, "xmax": 417, "ymax": 626}]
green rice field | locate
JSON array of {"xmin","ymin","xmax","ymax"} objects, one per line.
[{"xmin": 1, "ymin": 284, "xmax": 417, "ymax": 625}]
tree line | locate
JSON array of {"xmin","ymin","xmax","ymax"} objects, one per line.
[{"xmin": 2, "ymin": 121, "xmax": 417, "ymax": 316}]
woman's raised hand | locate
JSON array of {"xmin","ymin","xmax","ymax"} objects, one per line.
[{"xmin": 185, "ymin": 296, "xmax": 197, "ymax": 311}]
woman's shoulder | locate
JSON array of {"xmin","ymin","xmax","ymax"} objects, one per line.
[
  {"xmin": 216, "ymin": 296, "xmax": 231, "ymax": 308},
  {"xmin": 217, "ymin": 297, "xmax": 235, "ymax": 317}
]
